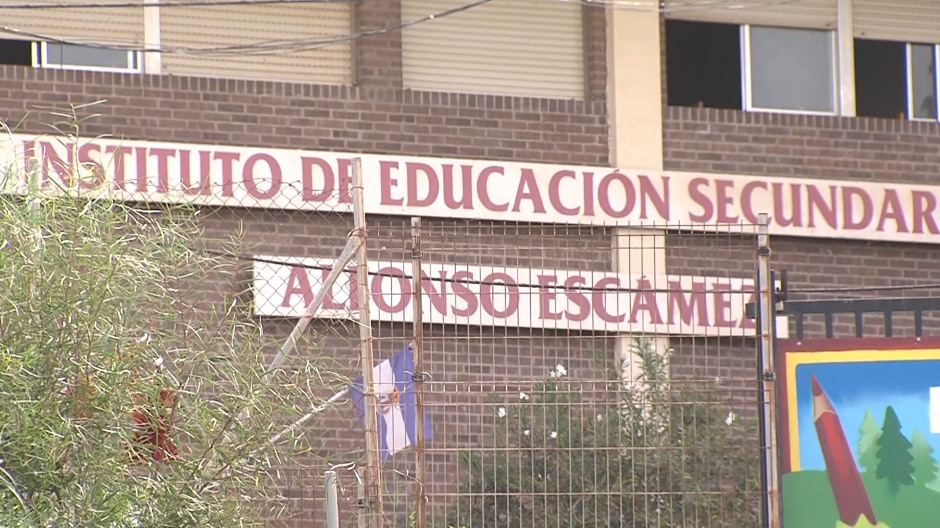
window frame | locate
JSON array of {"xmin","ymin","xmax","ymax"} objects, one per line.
[
  {"xmin": 740, "ymin": 24, "xmax": 840, "ymax": 116},
  {"xmin": 31, "ymin": 41, "xmax": 142, "ymax": 74},
  {"xmin": 905, "ymin": 42, "xmax": 940, "ymax": 122}
]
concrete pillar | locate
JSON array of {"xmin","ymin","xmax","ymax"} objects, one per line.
[
  {"xmin": 606, "ymin": 2, "xmax": 669, "ymax": 382},
  {"xmin": 144, "ymin": 0, "xmax": 162, "ymax": 74}
]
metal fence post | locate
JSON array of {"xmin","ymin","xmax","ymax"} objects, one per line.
[
  {"xmin": 352, "ymin": 157, "xmax": 384, "ymax": 528},
  {"xmin": 757, "ymin": 213, "xmax": 782, "ymax": 528},
  {"xmin": 410, "ymin": 217, "xmax": 428, "ymax": 528},
  {"xmin": 325, "ymin": 470, "xmax": 339, "ymax": 528}
]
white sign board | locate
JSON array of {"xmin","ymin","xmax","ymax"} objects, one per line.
[
  {"xmin": 931, "ymin": 386, "xmax": 940, "ymax": 434},
  {"xmin": 252, "ymin": 256, "xmax": 789, "ymax": 338},
  {"xmin": 1, "ymin": 134, "xmax": 939, "ymax": 244}
]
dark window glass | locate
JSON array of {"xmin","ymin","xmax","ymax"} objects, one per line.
[
  {"xmin": 855, "ymin": 38, "xmax": 907, "ymax": 119},
  {"xmin": 665, "ymin": 19, "xmax": 742, "ymax": 110},
  {"xmin": 0, "ymin": 39, "xmax": 33, "ymax": 67}
]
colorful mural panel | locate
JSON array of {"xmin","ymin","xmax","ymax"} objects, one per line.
[{"xmin": 778, "ymin": 338, "xmax": 940, "ymax": 528}]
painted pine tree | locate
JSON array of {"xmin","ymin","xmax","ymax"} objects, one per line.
[
  {"xmin": 857, "ymin": 410, "xmax": 881, "ymax": 474},
  {"xmin": 875, "ymin": 406, "xmax": 916, "ymax": 496},
  {"xmin": 910, "ymin": 429, "xmax": 939, "ymax": 487}
]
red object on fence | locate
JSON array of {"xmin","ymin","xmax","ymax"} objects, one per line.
[{"xmin": 129, "ymin": 388, "xmax": 179, "ymax": 464}]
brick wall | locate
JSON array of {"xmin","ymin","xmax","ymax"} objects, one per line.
[
  {"xmin": 663, "ymin": 107, "xmax": 940, "ymax": 344},
  {"xmin": 0, "ymin": 3, "xmax": 618, "ymax": 525}
]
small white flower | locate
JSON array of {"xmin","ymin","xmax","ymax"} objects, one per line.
[
  {"xmin": 519, "ymin": 392, "xmax": 529, "ymax": 401},
  {"xmin": 549, "ymin": 370, "xmax": 557, "ymax": 378},
  {"xmin": 549, "ymin": 431, "xmax": 558, "ymax": 439},
  {"xmin": 725, "ymin": 411, "xmax": 735, "ymax": 426},
  {"xmin": 523, "ymin": 429, "xmax": 530, "ymax": 436},
  {"xmin": 497, "ymin": 407, "xmax": 507, "ymax": 418},
  {"xmin": 555, "ymin": 364, "xmax": 567, "ymax": 377},
  {"xmin": 596, "ymin": 414, "xmax": 603, "ymax": 422}
]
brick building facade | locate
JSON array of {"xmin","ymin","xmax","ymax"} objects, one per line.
[{"xmin": 2, "ymin": 0, "xmax": 939, "ymax": 526}]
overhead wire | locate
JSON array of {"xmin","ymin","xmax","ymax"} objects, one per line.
[
  {"xmin": 0, "ymin": 0, "xmax": 805, "ymax": 11},
  {"xmin": 0, "ymin": 0, "xmax": 497, "ymax": 56},
  {"xmin": 0, "ymin": 0, "xmax": 358, "ymax": 8},
  {"xmin": 0, "ymin": 0, "xmax": 807, "ymax": 57}
]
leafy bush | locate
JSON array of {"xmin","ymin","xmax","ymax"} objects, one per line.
[
  {"xmin": 444, "ymin": 338, "xmax": 763, "ymax": 528},
  {"xmin": 0, "ymin": 122, "xmax": 332, "ymax": 527}
]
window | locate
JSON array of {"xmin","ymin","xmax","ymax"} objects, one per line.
[
  {"xmin": 666, "ymin": 20, "xmax": 838, "ymax": 115},
  {"xmin": 909, "ymin": 44, "xmax": 938, "ymax": 120},
  {"xmin": 0, "ymin": 39, "xmax": 33, "ymax": 67},
  {"xmin": 32, "ymin": 42, "xmax": 141, "ymax": 74},
  {"xmin": 744, "ymin": 26, "xmax": 837, "ymax": 113},
  {"xmin": 855, "ymin": 39, "xmax": 940, "ymax": 121},
  {"xmin": 665, "ymin": 20, "xmax": 741, "ymax": 110}
]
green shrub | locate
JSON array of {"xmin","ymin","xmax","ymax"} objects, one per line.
[
  {"xmin": 443, "ymin": 338, "xmax": 763, "ymax": 528},
  {"xmin": 0, "ymin": 122, "xmax": 332, "ymax": 527}
]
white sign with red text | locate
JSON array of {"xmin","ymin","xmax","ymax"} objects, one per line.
[
  {"xmin": 3, "ymin": 133, "xmax": 938, "ymax": 244},
  {"xmin": 252, "ymin": 256, "xmax": 789, "ymax": 337}
]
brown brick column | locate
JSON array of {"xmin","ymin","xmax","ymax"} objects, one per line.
[{"xmin": 354, "ymin": 0, "xmax": 403, "ymax": 91}]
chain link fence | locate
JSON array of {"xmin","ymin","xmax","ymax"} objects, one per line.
[{"xmin": 1, "ymin": 123, "xmax": 775, "ymax": 527}]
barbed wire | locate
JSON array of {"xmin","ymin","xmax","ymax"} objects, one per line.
[{"xmin": 201, "ymin": 249, "xmax": 940, "ymax": 297}]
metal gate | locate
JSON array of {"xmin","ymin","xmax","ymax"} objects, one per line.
[{"xmin": 750, "ymin": 254, "xmax": 940, "ymax": 528}]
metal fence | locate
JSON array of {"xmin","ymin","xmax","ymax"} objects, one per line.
[
  {"xmin": 2, "ymin": 129, "xmax": 779, "ymax": 528},
  {"xmin": 346, "ymin": 217, "xmax": 774, "ymax": 528},
  {"xmin": 232, "ymin": 157, "xmax": 778, "ymax": 527}
]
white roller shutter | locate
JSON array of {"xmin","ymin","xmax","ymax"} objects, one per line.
[
  {"xmin": 854, "ymin": 0, "xmax": 940, "ymax": 44},
  {"xmin": 664, "ymin": 0, "xmax": 837, "ymax": 29},
  {"xmin": 401, "ymin": 0, "xmax": 584, "ymax": 99},
  {"xmin": 160, "ymin": 3, "xmax": 351, "ymax": 84},
  {"xmin": 0, "ymin": 0, "xmax": 144, "ymax": 45}
]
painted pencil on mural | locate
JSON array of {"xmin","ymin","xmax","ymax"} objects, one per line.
[{"xmin": 811, "ymin": 374, "xmax": 877, "ymax": 526}]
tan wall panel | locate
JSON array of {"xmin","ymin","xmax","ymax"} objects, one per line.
[
  {"xmin": 854, "ymin": 0, "xmax": 940, "ymax": 44},
  {"xmin": 0, "ymin": 0, "xmax": 144, "ymax": 44},
  {"xmin": 161, "ymin": 3, "xmax": 351, "ymax": 84},
  {"xmin": 665, "ymin": 0, "xmax": 837, "ymax": 29},
  {"xmin": 401, "ymin": 0, "xmax": 584, "ymax": 98}
]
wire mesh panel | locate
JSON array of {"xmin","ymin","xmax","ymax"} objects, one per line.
[{"xmin": 361, "ymin": 218, "xmax": 767, "ymax": 528}]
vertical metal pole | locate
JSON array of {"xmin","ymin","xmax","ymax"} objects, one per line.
[
  {"xmin": 410, "ymin": 217, "xmax": 427, "ymax": 528},
  {"xmin": 27, "ymin": 158, "xmax": 41, "ymax": 251},
  {"xmin": 357, "ymin": 479, "xmax": 367, "ymax": 528},
  {"xmin": 325, "ymin": 471, "xmax": 339, "ymax": 528},
  {"xmin": 352, "ymin": 158, "xmax": 383, "ymax": 528},
  {"xmin": 757, "ymin": 213, "xmax": 782, "ymax": 528}
]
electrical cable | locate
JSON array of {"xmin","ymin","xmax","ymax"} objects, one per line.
[
  {"xmin": 786, "ymin": 283, "xmax": 940, "ymax": 294},
  {"xmin": 204, "ymin": 249, "xmax": 711, "ymax": 295},
  {"xmin": 0, "ymin": 0, "xmax": 804, "ymax": 11},
  {"xmin": 0, "ymin": 0, "xmax": 806, "ymax": 57},
  {"xmin": 0, "ymin": 0, "xmax": 496, "ymax": 56},
  {"xmin": 0, "ymin": 0, "xmax": 357, "ymax": 9},
  {"xmin": 202, "ymin": 249, "xmax": 940, "ymax": 297}
]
